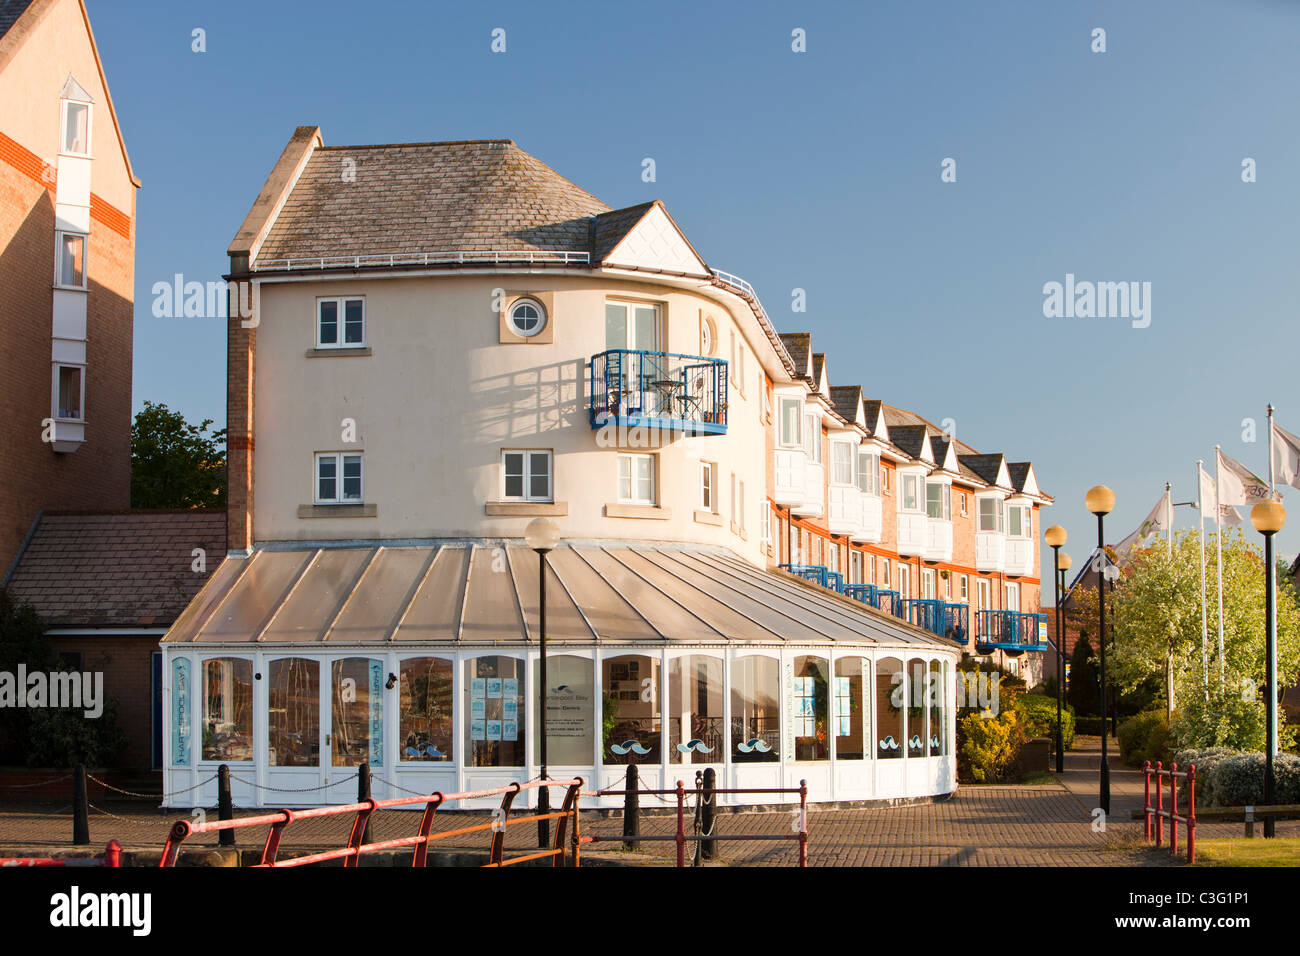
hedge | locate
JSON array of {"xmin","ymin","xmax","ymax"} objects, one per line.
[
  {"xmin": 1011, "ymin": 694, "xmax": 1075, "ymax": 750},
  {"xmin": 1169, "ymin": 749, "xmax": 1300, "ymax": 807},
  {"xmin": 1117, "ymin": 711, "xmax": 1173, "ymax": 767}
]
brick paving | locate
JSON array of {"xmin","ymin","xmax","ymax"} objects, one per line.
[{"xmin": 1, "ymin": 737, "xmax": 1292, "ymax": 865}]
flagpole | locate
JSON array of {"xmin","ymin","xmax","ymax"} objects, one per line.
[
  {"xmin": 1267, "ymin": 404, "xmax": 1278, "ymax": 783},
  {"xmin": 1197, "ymin": 460, "xmax": 1208, "ymax": 699},
  {"xmin": 1215, "ymin": 445, "xmax": 1226, "ymax": 691},
  {"xmin": 1165, "ymin": 482, "xmax": 1172, "ymax": 555}
]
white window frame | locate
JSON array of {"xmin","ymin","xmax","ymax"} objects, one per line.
[
  {"xmin": 881, "ymin": 467, "xmax": 891, "ymax": 495},
  {"xmin": 898, "ymin": 564, "xmax": 911, "ymax": 598},
  {"xmin": 699, "ymin": 461, "xmax": 714, "ymax": 512},
  {"xmin": 978, "ymin": 578, "xmax": 991, "ymax": 612},
  {"xmin": 803, "ymin": 414, "xmax": 822, "ymax": 464},
  {"xmin": 900, "ymin": 473, "xmax": 922, "ymax": 513},
  {"xmin": 921, "ymin": 568, "xmax": 936, "ymax": 599},
  {"xmin": 737, "ymin": 479, "xmax": 746, "ymax": 532},
  {"xmin": 314, "ymin": 452, "xmax": 364, "ymax": 504},
  {"xmin": 831, "ymin": 441, "xmax": 854, "ymax": 486},
  {"xmin": 316, "ymin": 297, "xmax": 366, "ymax": 349},
  {"xmin": 1006, "ymin": 503, "xmax": 1032, "ymax": 538},
  {"xmin": 501, "ymin": 449, "xmax": 553, "ymax": 502},
  {"xmin": 52, "ymin": 363, "xmax": 85, "ymax": 421},
  {"xmin": 779, "ymin": 399, "xmax": 802, "ymax": 448},
  {"xmin": 59, "ymin": 98, "xmax": 92, "ymax": 157},
  {"xmin": 618, "ymin": 453, "xmax": 656, "ymax": 506},
  {"xmin": 507, "ymin": 297, "xmax": 547, "ymax": 338},
  {"xmin": 978, "ymin": 496, "xmax": 1004, "ymax": 533},
  {"xmin": 1006, "ymin": 582, "xmax": 1020, "ymax": 611},
  {"xmin": 54, "ymin": 231, "xmax": 87, "ymax": 290},
  {"xmin": 959, "ymin": 491, "xmax": 968, "ymax": 517},
  {"xmin": 881, "ymin": 558, "xmax": 891, "ymax": 587},
  {"xmin": 925, "ymin": 480, "xmax": 951, "ymax": 520},
  {"xmin": 959, "ymin": 574, "xmax": 969, "ymax": 601},
  {"xmin": 856, "ymin": 450, "xmax": 878, "ymax": 495}
]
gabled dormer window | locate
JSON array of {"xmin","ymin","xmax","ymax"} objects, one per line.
[
  {"xmin": 831, "ymin": 441, "xmax": 854, "ymax": 485},
  {"xmin": 59, "ymin": 76, "xmax": 93, "ymax": 156},
  {"xmin": 779, "ymin": 399, "xmax": 801, "ymax": 448},
  {"xmin": 978, "ymin": 497, "xmax": 1004, "ymax": 533},
  {"xmin": 857, "ymin": 450, "xmax": 878, "ymax": 495},
  {"xmin": 925, "ymin": 481, "xmax": 951, "ymax": 520},
  {"xmin": 900, "ymin": 473, "xmax": 922, "ymax": 512}
]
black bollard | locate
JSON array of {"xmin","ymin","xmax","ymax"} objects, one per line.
[
  {"xmin": 701, "ymin": 767, "xmax": 717, "ymax": 860},
  {"xmin": 357, "ymin": 762, "xmax": 372, "ymax": 844},
  {"xmin": 217, "ymin": 764, "xmax": 234, "ymax": 847},
  {"xmin": 537, "ymin": 784, "xmax": 551, "ymax": 849},
  {"xmin": 72, "ymin": 763, "xmax": 89, "ymax": 845},
  {"xmin": 622, "ymin": 763, "xmax": 639, "ymax": 851}
]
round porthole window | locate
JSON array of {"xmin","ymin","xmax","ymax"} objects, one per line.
[{"xmin": 508, "ymin": 298, "xmax": 546, "ymax": 337}]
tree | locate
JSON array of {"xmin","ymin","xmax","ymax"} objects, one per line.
[
  {"xmin": 1067, "ymin": 632, "xmax": 1099, "ymax": 716},
  {"xmin": 1109, "ymin": 527, "xmax": 1300, "ymax": 752},
  {"xmin": 130, "ymin": 401, "xmax": 226, "ymax": 509}
]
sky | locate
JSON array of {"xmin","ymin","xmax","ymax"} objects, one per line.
[{"xmin": 86, "ymin": 0, "xmax": 1300, "ymax": 567}]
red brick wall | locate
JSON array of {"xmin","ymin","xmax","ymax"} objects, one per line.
[
  {"xmin": 226, "ymin": 295, "xmax": 255, "ymax": 552},
  {"xmin": 45, "ymin": 634, "xmax": 159, "ymax": 772},
  {"xmin": 0, "ymin": 152, "xmax": 133, "ymax": 572}
]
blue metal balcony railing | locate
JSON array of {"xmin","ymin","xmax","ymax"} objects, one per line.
[
  {"xmin": 590, "ymin": 349, "xmax": 728, "ymax": 436},
  {"xmin": 780, "ymin": 564, "xmax": 832, "ymax": 589},
  {"xmin": 842, "ymin": 583, "xmax": 902, "ymax": 616},
  {"xmin": 975, "ymin": 610, "xmax": 1049, "ymax": 653},
  {"xmin": 900, "ymin": 600, "xmax": 970, "ymax": 644}
]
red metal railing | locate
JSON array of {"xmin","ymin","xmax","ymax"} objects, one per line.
[
  {"xmin": 1143, "ymin": 761, "xmax": 1195, "ymax": 863},
  {"xmin": 159, "ymin": 779, "xmax": 582, "ymax": 868},
  {"xmin": 1, "ymin": 840, "xmax": 121, "ymax": 868},
  {"xmin": 580, "ymin": 779, "xmax": 809, "ymax": 866}
]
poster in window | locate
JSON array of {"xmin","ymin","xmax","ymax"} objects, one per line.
[
  {"xmin": 503, "ymin": 698, "xmax": 517, "ymax": 720},
  {"xmin": 471, "ymin": 698, "xmax": 485, "ymax": 721},
  {"xmin": 368, "ymin": 660, "xmax": 384, "ymax": 766},
  {"xmin": 472, "ymin": 678, "xmax": 486, "ymax": 699},
  {"xmin": 471, "ymin": 720, "xmax": 486, "ymax": 741},
  {"xmin": 487, "ymin": 720, "xmax": 502, "ymax": 741},
  {"xmin": 503, "ymin": 678, "xmax": 518, "ymax": 698},
  {"xmin": 171, "ymin": 658, "xmax": 191, "ymax": 766},
  {"xmin": 487, "ymin": 678, "xmax": 503, "ymax": 699},
  {"xmin": 503, "ymin": 720, "xmax": 518, "ymax": 742}
]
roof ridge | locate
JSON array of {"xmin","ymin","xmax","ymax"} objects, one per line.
[{"xmin": 316, "ymin": 139, "xmax": 516, "ymax": 151}]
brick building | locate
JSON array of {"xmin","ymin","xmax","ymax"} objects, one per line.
[{"xmin": 0, "ymin": 0, "xmax": 138, "ymax": 574}]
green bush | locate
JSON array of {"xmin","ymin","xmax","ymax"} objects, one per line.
[
  {"xmin": 1012, "ymin": 693, "xmax": 1075, "ymax": 750},
  {"xmin": 1206, "ymin": 753, "xmax": 1300, "ymax": 807},
  {"xmin": 1171, "ymin": 747, "xmax": 1238, "ymax": 808},
  {"xmin": 1117, "ymin": 710, "xmax": 1173, "ymax": 767},
  {"xmin": 957, "ymin": 710, "xmax": 1025, "ymax": 783},
  {"xmin": 1075, "ymin": 716, "xmax": 1110, "ymax": 736}
]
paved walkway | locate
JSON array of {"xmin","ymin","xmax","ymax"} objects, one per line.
[{"xmin": 1, "ymin": 741, "xmax": 1290, "ymax": 865}]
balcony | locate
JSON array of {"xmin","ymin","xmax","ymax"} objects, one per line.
[
  {"xmin": 779, "ymin": 564, "xmax": 842, "ymax": 592},
  {"xmin": 1004, "ymin": 535, "xmax": 1035, "ymax": 577},
  {"xmin": 900, "ymin": 599, "xmax": 970, "ymax": 644},
  {"xmin": 974, "ymin": 611, "xmax": 1048, "ymax": 654},
  {"xmin": 923, "ymin": 518, "xmax": 953, "ymax": 563},
  {"xmin": 852, "ymin": 495, "xmax": 882, "ymax": 544},
  {"xmin": 792, "ymin": 461, "xmax": 824, "ymax": 518},
  {"xmin": 827, "ymin": 485, "xmax": 861, "ymax": 536},
  {"xmin": 843, "ymin": 583, "xmax": 902, "ymax": 616},
  {"xmin": 975, "ymin": 531, "xmax": 1005, "ymax": 572},
  {"xmin": 896, "ymin": 512, "xmax": 927, "ymax": 557},
  {"xmin": 590, "ymin": 349, "xmax": 728, "ymax": 436},
  {"xmin": 772, "ymin": 448, "xmax": 806, "ymax": 507}
]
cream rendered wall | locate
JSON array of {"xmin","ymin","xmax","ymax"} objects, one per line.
[
  {"xmin": 0, "ymin": 0, "xmax": 135, "ymax": 210},
  {"xmin": 252, "ymin": 272, "xmax": 770, "ymax": 566}
]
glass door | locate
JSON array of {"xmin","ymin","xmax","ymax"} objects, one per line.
[
  {"xmin": 605, "ymin": 302, "xmax": 663, "ymax": 414},
  {"xmin": 266, "ymin": 657, "xmax": 324, "ymax": 804}
]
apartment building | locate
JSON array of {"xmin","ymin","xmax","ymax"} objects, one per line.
[{"xmin": 162, "ymin": 127, "xmax": 964, "ymax": 808}]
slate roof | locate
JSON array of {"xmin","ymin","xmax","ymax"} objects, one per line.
[
  {"xmin": 779, "ymin": 333, "xmax": 812, "ymax": 378},
  {"xmin": 256, "ymin": 140, "xmax": 613, "ymax": 263},
  {"xmin": 828, "ymin": 385, "xmax": 862, "ymax": 425},
  {"xmin": 889, "ymin": 425, "xmax": 930, "ymax": 460},
  {"xmin": 0, "ymin": 0, "xmax": 34, "ymax": 41},
  {"xmin": 958, "ymin": 454, "xmax": 1006, "ymax": 486},
  {"xmin": 1007, "ymin": 462, "xmax": 1033, "ymax": 493},
  {"xmin": 862, "ymin": 400, "xmax": 884, "ymax": 436},
  {"xmin": 592, "ymin": 202, "xmax": 655, "ymax": 262},
  {"xmin": 4, "ymin": 512, "xmax": 227, "ymax": 628}
]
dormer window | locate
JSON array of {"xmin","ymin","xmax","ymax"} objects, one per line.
[
  {"xmin": 779, "ymin": 399, "xmax": 801, "ymax": 447},
  {"xmin": 856, "ymin": 450, "xmax": 878, "ymax": 495},
  {"xmin": 901, "ymin": 473, "xmax": 922, "ymax": 512},
  {"xmin": 802, "ymin": 415, "xmax": 821, "ymax": 463},
  {"xmin": 926, "ymin": 481, "xmax": 951, "ymax": 520},
  {"xmin": 831, "ymin": 441, "xmax": 854, "ymax": 485},
  {"xmin": 59, "ymin": 76, "xmax": 94, "ymax": 156},
  {"xmin": 1007, "ymin": 503, "xmax": 1031, "ymax": 538},
  {"xmin": 978, "ymin": 497, "xmax": 1004, "ymax": 533}
]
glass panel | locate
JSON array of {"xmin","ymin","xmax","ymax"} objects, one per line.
[
  {"xmin": 342, "ymin": 455, "xmax": 362, "ymax": 500},
  {"xmin": 927, "ymin": 482, "xmax": 942, "ymax": 518},
  {"xmin": 466, "ymin": 656, "xmax": 525, "ymax": 767},
  {"xmin": 834, "ymin": 657, "xmax": 868, "ymax": 760},
  {"xmin": 929, "ymin": 660, "xmax": 945, "ymax": 756},
  {"xmin": 400, "ymin": 658, "xmax": 453, "ymax": 762},
  {"xmin": 618, "ymin": 456, "xmax": 631, "ymax": 501},
  {"xmin": 60, "ymin": 234, "xmax": 85, "ymax": 286},
  {"xmin": 791, "ymin": 656, "xmax": 829, "ymax": 761},
  {"xmin": 533, "ymin": 655, "xmax": 594, "ymax": 766},
  {"xmin": 730, "ymin": 655, "xmax": 779, "ymax": 762},
  {"xmin": 636, "ymin": 456, "xmax": 653, "ymax": 503},
  {"xmin": 319, "ymin": 300, "xmax": 338, "ymax": 344},
  {"xmin": 331, "ymin": 658, "xmax": 383, "ymax": 767},
  {"xmin": 201, "ymin": 658, "xmax": 253, "ymax": 761},
  {"xmin": 633, "ymin": 305, "xmax": 658, "ymax": 352},
  {"xmin": 1008, "ymin": 505, "xmax": 1022, "ymax": 536},
  {"xmin": 903, "ymin": 475, "xmax": 918, "ymax": 511},
  {"xmin": 668, "ymin": 655, "xmax": 722, "ymax": 764},
  {"xmin": 268, "ymin": 658, "xmax": 320, "ymax": 767},
  {"xmin": 63, "ymin": 102, "xmax": 88, "ymax": 153},
  {"xmin": 57, "ymin": 366, "xmax": 81, "ymax": 419},
  {"xmin": 700, "ymin": 463, "xmax": 711, "ymax": 510},
  {"xmin": 318, "ymin": 456, "xmax": 337, "ymax": 502},
  {"xmin": 605, "ymin": 303, "xmax": 627, "ymax": 351},
  {"xmin": 875, "ymin": 657, "xmax": 903, "ymax": 759},
  {"xmin": 528, "ymin": 452, "xmax": 550, "ymax": 500},
  {"xmin": 503, "ymin": 452, "xmax": 524, "ymax": 498},
  {"xmin": 906, "ymin": 658, "xmax": 927, "ymax": 758},
  {"xmin": 780, "ymin": 400, "xmax": 800, "ymax": 446},
  {"xmin": 832, "ymin": 443, "xmax": 852, "ymax": 485},
  {"xmin": 344, "ymin": 299, "xmax": 364, "ymax": 343},
  {"xmin": 602, "ymin": 655, "xmax": 661, "ymax": 764}
]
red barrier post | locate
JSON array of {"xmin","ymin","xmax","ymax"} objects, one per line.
[
  {"xmin": 1155, "ymin": 761, "xmax": 1164, "ymax": 846},
  {"xmin": 675, "ymin": 780, "xmax": 685, "ymax": 868},
  {"xmin": 411, "ymin": 793, "xmax": 445, "ymax": 868},
  {"xmin": 103, "ymin": 840, "xmax": 122, "ymax": 868},
  {"xmin": 1169, "ymin": 763, "xmax": 1179, "ymax": 857},
  {"xmin": 1142, "ymin": 762, "xmax": 1152, "ymax": 840},
  {"xmin": 798, "ymin": 780, "xmax": 808, "ymax": 868},
  {"xmin": 1187, "ymin": 765, "xmax": 1196, "ymax": 864}
]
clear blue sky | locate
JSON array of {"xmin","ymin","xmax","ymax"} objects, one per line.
[{"xmin": 88, "ymin": 0, "xmax": 1300, "ymax": 564}]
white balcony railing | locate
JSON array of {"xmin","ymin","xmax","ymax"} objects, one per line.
[
  {"xmin": 853, "ymin": 495, "xmax": 883, "ymax": 543},
  {"xmin": 896, "ymin": 511, "xmax": 927, "ymax": 556},
  {"xmin": 924, "ymin": 518, "xmax": 953, "ymax": 563},
  {"xmin": 1004, "ymin": 536, "xmax": 1035, "ymax": 577},
  {"xmin": 793, "ymin": 462, "xmax": 824, "ymax": 517},
  {"xmin": 828, "ymin": 485, "xmax": 861, "ymax": 536},
  {"xmin": 773, "ymin": 448, "xmax": 807, "ymax": 507},
  {"xmin": 975, "ymin": 531, "xmax": 1006, "ymax": 572}
]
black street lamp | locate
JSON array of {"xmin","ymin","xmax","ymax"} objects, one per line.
[
  {"xmin": 1086, "ymin": 485, "xmax": 1115, "ymax": 816},
  {"xmin": 1058, "ymin": 554, "xmax": 1073, "ymax": 711},
  {"xmin": 525, "ymin": 517, "xmax": 562, "ymax": 848},
  {"xmin": 1251, "ymin": 500, "xmax": 1286, "ymax": 839},
  {"xmin": 1045, "ymin": 525, "xmax": 1068, "ymax": 774}
]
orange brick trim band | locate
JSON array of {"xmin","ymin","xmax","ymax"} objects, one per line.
[{"xmin": 0, "ymin": 132, "xmax": 132, "ymax": 239}]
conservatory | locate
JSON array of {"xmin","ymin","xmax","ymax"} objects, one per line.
[{"xmin": 161, "ymin": 542, "xmax": 960, "ymax": 809}]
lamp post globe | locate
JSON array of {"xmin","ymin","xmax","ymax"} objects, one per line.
[
  {"xmin": 1251, "ymin": 499, "xmax": 1285, "ymax": 837},
  {"xmin": 1085, "ymin": 486, "xmax": 1115, "ymax": 516}
]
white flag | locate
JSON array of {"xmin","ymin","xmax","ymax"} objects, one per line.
[
  {"xmin": 1217, "ymin": 448, "xmax": 1278, "ymax": 507},
  {"xmin": 1219, "ymin": 504, "xmax": 1243, "ymax": 527},
  {"xmin": 1273, "ymin": 422, "xmax": 1300, "ymax": 490},
  {"xmin": 1116, "ymin": 490, "xmax": 1172, "ymax": 560},
  {"xmin": 1198, "ymin": 465, "xmax": 1242, "ymax": 525}
]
